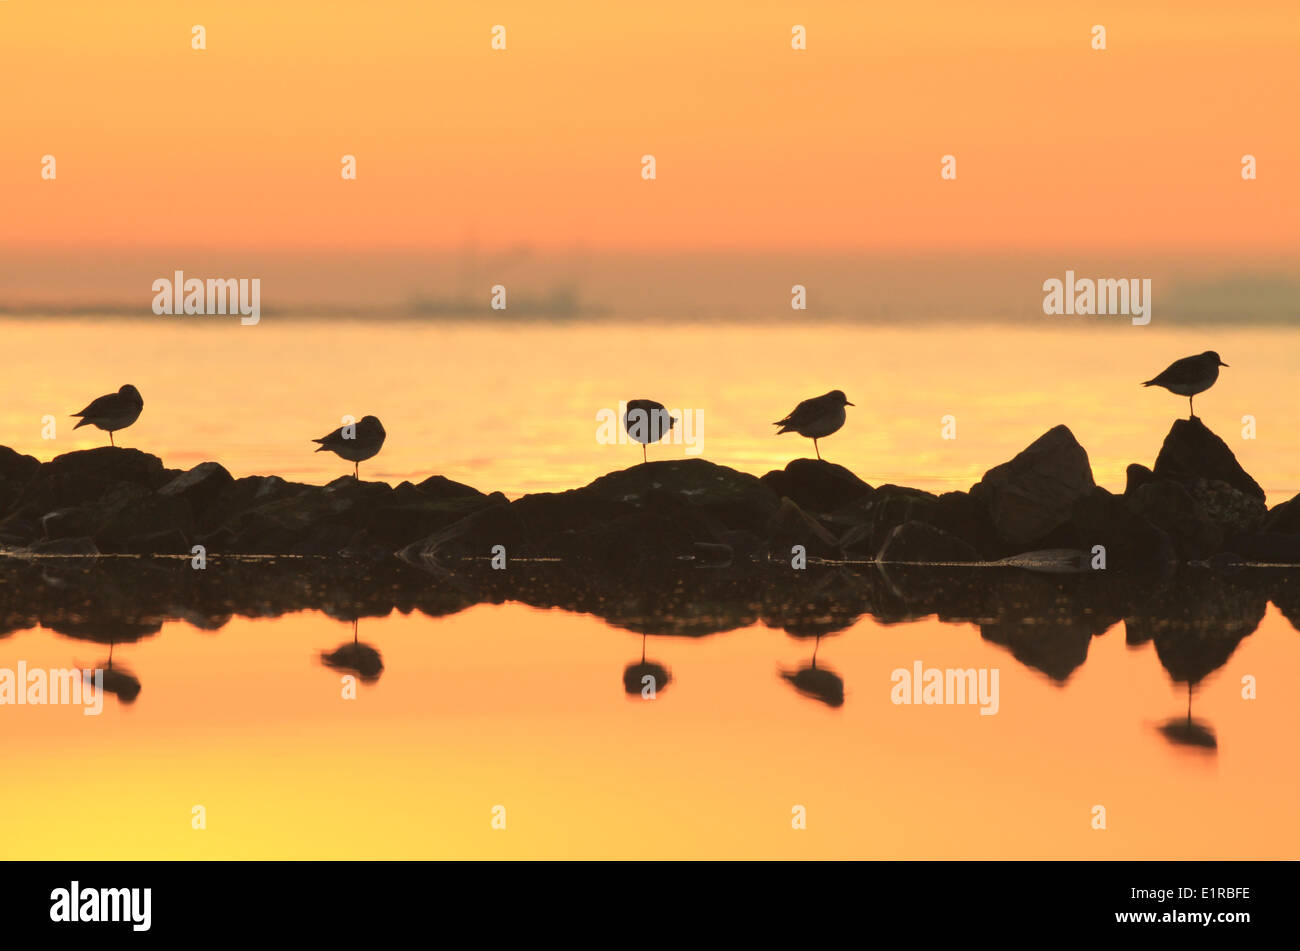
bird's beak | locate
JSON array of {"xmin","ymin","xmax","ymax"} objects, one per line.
[
  {"xmin": 845, "ymin": 401, "xmax": 855, "ymax": 406},
  {"xmin": 1220, "ymin": 361, "xmax": 1229, "ymax": 367}
]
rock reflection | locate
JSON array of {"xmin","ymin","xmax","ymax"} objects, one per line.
[{"xmin": 0, "ymin": 556, "xmax": 1291, "ymax": 717}]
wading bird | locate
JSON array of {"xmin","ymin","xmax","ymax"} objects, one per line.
[
  {"xmin": 1142, "ymin": 352, "xmax": 1228, "ymax": 418},
  {"xmin": 71, "ymin": 384, "xmax": 144, "ymax": 447},
  {"xmin": 312, "ymin": 415, "xmax": 387, "ymax": 479},
  {"xmin": 773, "ymin": 390, "xmax": 853, "ymax": 460}
]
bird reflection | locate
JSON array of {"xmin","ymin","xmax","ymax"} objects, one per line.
[
  {"xmin": 779, "ymin": 634, "xmax": 844, "ymax": 708},
  {"xmin": 1156, "ymin": 682, "xmax": 1217, "ymax": 752},
  {"xmin": 84, "ymin": 640, "xmax": 142, "ymax": 704},
  {"xmin": 320, "ymin": 618, "xmax": 384, "ymax": 683},
  {"xmin": 623, "ymin": 634, "xmax": 672, "ymax": 698}
]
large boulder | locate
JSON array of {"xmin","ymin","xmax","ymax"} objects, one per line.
[
  {"xmin": 1152, "ymin": 417, "xmax": 1265, "ymax": 501},
  {"xmin": 971, "ymin": 426, "xmax": 1095, "ymax": 547},
  {"xmin": 1068, "ymin": 487, "xmax": 1176, "ymax": 570},
  {"xmin": 765, "ymin": 498, "xmax": 842, "ymax": 560},
  {"xmin": 1130, "ymin": 480, "xmax": 1222, "ymax": 560},
  {"xmin": 0, "ymin": 446, "xmax": 40, "ymax": 514},
  {"xmin": 9, "ymin": 447, "xmax": 166, "ymax": 514},
  {"xmin": 760, "ymin": 459, "xmax": 873, "ymax": 513},
  {"xmin": 581, "ymin": 459, "xmax": 780, "ymax": 532},
  {"xmin": 876, "ymin": 521, "xmax": 979, "ymax": 564}
]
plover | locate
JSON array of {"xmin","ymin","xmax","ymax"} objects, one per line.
[
  {"xmin": 313, "ymin": 415, "xmax": 386, "ymax": 479},
  {"xmin": 71, "ymin": 384, "xmax": 143, "ymax": 447},
  {"xmin": 773, "ymin": 390, "xmax": 853, "ymax": 460},
  {"xmin": 623, "ymin": 399, "xmax": 676, "ymax": 464},
  {"xmin": 1142, "ymin": 352, "xmax": 1228, "ymax": 418}
]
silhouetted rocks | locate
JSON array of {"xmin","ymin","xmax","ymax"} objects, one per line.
[
  {"xmin": 970, "ymin": 424, "xmax": 1096, "ymax": 548},
  {"xmin": 876, "ymin": 521, "xmax": 978, "ymax": 564},
  {"xmin": 760, "ymin": 459, "xmax": 873, "ymax": 513},
  {"xmin": 0, "ymin": 415, "xmax": 1297, "ymax": 569},
  {"xmin": 1154, "ymin": 417, "xmax": 1265, "ymax": 501}
]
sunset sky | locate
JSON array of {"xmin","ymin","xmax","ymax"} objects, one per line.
[{"xmin": 3, "ymin": 0, "xmax": 1298, "ymax": 255}]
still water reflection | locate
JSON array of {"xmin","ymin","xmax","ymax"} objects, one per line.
[{"xmin": 1, "ymin": 555, "xmax": 1296, "ymax": 858}]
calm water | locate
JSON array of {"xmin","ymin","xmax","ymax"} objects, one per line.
[
  {"xmin": 3, "ymin": 317, "xmax": 1299, "ymax": 859},
  {"xmin": 0, "ymin": 557, "xmax": 1297, "ymax": 859},
  {"xmin": 3, "ymin": 318, "xmax": 1299, "ymax": 503}
]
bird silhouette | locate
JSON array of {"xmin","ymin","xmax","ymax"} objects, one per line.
[
  {"xmin": 623, "ymin": 399, "xmax": 676, "ymax": 464},
  {"xmin": 773, "ymin": 390, "xmax": 853, "ymax": 460},
  {"xmin": 71, "ymin": 384, "xmax": 143, "ymax": 447},
  {"xmin": 1143, "ymin": 352, "xmax": 1228, "ymax": 419},
  {"xmin": 312, "ymin": 415, "xmax": 387, "ymax": 479}
]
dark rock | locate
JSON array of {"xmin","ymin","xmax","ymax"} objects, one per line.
[
  {"xmin": 1264, "ymin": 493, "xmax": 1300, "ymax": 534},
  {"xmin": 95, "ymin": 492, "xmax": 195, "ymax": 553},
  {"xmin": 1152, "ymin": 417, "xmax": 1265, "ymax": 501},
  {"xmin": 398, "ymin": 501, "xmax": 526, "ymax": 563},
  {"xmin": 27, "ymin": 536, "xmax": 100, "ymax": 555},
  {"xmin": 876, "ymin": 521, "xmax": 979, "ymax": 564},
  {"xmin": 0, "ymin": 446, "xmax": 40, "ymax": 512},
  {"xmin": 838, "ymin": 485, "xmax": 940, "ymax": 558},
  {"xmin": 1069, "ymin": 487, "xmax": 1176, "ymax": 571},
  {"xmin": 1184, "ymin": 478, "xmax": 1266, "ymax": 536},
  {"xmin": 1130, "ymin": 480, "xmax": 1222, "ymax": 560},
  {"xmin": 765, "ymin": 498, "xmax": 842, "ymax": 560},
  {"xmin": 549, "ymin": 512, "xmax": 696, "ymax": 572},
  {"xmin": 1227, "ymin": 533, "xmax": 1300, "ymax": 564},
  {"xmin": 8, "ymin": 447, "xmax": 166, "ymax": 516},
  {"xmin": 971, "ymin": 425, "xmax": 1095, "ymax": 547},
  {"xmin": 1124, "ymin": 463, "xmax": 1157, "ymax": 497},
  {"xmin": 759, "ymin": 459, "xmax": 873, "ymax": 513},
  {"xmin": 415, "ymin": 475, "xmax": 485, "ymax": 499},
  {"xmin": 158, "ymin": 462, "xmax": 234, "ymax": 524},
  {"xmin": 581, "ymin": 460, "xmax": 780, "ymax": 532}
]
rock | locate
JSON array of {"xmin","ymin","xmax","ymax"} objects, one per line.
[
  {"xmin": 1152, "ymin": 417, "xmax": 1265, "ymax": 501},
  {"xmin": 838, "ymin": 485, "xmax": 940, "ymax": 557},
  {"xmin": 1224, "ymin": 533, "xmax": 1300, "ymax": 564},
  {"xmin": 765, "ymin": 498, "xmax": 842, "ymax": 560},
  {"xmin": 95, "ymin": 492, "xmax": 196, "ymax": 553},
  {"xmin": 415, "ymin": 475, "xmax": 485, "ymax": 499},
  {"xmin": 0, "ymin": 446, "xmax": 40, "ymax": 512},
  {"xmin": 1069, "ymin": 487, "xmax": 1176, "ymax": 571},
  {"xmin": 158, "ymin": 462, "xmax": 234, "ymax": 522},
  {"xmin": 1184, "ymin": 478, "xmax": 1266, "ymax": 537},
  {"xmin": 1124, "ymin": 463, "xmax": 1157, "ymax": 497},
  {"xmin": 1264, "ymin": 494, "xmax": 1300, "ymax": 534},
  {"xmin": 549, "ymin": 512, "xmax": 696, "ymax": 572},
  {"xmin": 875, "ymin": 521, "xmax": 979, "ymax": 564},
  {"xmin": 971, "ymin": 425, "xmax": 1095, "ymax": 547},
  {"xmin": 8, "ymin": 447, "xmax": 167, "ymax": 514},
  {"xmin": 398, "ymin": 501, "xmax": 527, "ymax": 563},
  {"xmin": 27, "ymin": 536, "xmax": 100, "ymax": 555},
  {"xmin": 582, "ymin": 460, "xmax": 780, "ymax": 532},
  {"xmin": 1130, "ymin": 480, "xmax": 1222, "ymax": 560},
  {"xmin": 759, "ymin": 459, "xmax": 873, "ymax": 513}
]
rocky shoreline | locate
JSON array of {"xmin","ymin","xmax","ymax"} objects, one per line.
[{"xmin": 1, "ymin": 417, "xmax": 1298, "ymax": 570}]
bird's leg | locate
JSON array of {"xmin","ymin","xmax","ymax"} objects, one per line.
[
  {"xmin": 354, "ymin": 461, "xmax": 359, "ymax": 480},
  {"xmin": 641, "ymin": 444, "xmax": 647, "ymax": 465},
  {"xmin": 109, "ymin": 432, "xmax": 115, "ymax": 448},
  {"xmin": 813, "ymin": 438, "xmax": 821, "ymax": 461},
  {"xmin": 1189, "ymin": 395, "xmax": 1194, "ymax": 419}
]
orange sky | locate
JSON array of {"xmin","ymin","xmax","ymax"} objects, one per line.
[{"xmin": 2, "ymin": 0, "xmax": 1297, "ymax": 253}]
